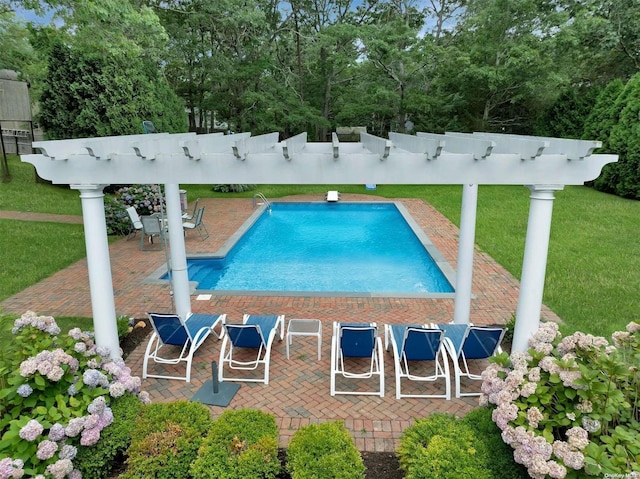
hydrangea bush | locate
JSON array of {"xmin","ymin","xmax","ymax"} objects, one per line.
[
  {"xmin": 104, "ymin": 184, "xmax": 165, "ymax": 236},
  {"xmin": 481, "ymin": 320, "xmax": 639, "ymax": 478},
  {"xmin": 0, "ymin": 311, "xmax": 150, "ymax": 479}
]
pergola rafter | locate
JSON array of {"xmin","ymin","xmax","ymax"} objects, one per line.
[{"xmin": 22, "ymin": 131, "xmax": 617, "ymax": 358}]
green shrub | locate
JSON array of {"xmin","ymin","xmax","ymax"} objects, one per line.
[
  {"xmin": 122, "ymin": 400, "xmax": 213, "ymax": 479},
  {"xmin": 190, "ymin": 408, "xmax": 280, "ymax": 479},
  {"xmin": 75, "ymin": 392, "xmax": 142, "ymax": 478},
  {"xmin": 462, "ymin": 407, "xmax": 528, "ymax": 479},
  {"xmin": 286, "ymin": 421, "xmax": 365, "ymax": 479},
  {"xmin": 399, "ymin": 413, "xmax": 492, "ymax": 479}
]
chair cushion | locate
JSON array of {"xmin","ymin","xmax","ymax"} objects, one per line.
[
  {"xmin": 339, "ymin": 324, "xmax": 376, "ymax": 358},
  {"xmin": 226, "ymin": 324, "xmax": 264, "ymax": 348},
  {"xmin": 391, "ymin": 325, "xmax": 441, "ymax": 361},
  {"xmin": 149, "ymin": 314, "xmax": 188, "ymax": 346},
  {"xmin": 463, "ymin": 327, "xmax": 504, "ymax": 359}
]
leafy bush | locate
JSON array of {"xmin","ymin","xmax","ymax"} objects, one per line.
[
  {"xmin": 212, "ymin": 184, "xmax": 256, "ymax": 193},
  {"xmin": 534, "ymin": 86, "xmax": 600, "ymax": 139},
  {"xmin": 482, "ymin": 321, "xmax": 640, "ymax": 478},
  {"xmin": 122, "ymin": 400, "xmax": 213, "ymax": 479},
  {"xmin": 398, "ymin": 413, "xmax": 492, "ymax": 479},
  {"xmin": 286, "ymin": 421, "xmax": 365, "ymax": 479},
  {"xmin": 462, "ymin": 408, "xmax": 528, "ymax": 478},
  {"xmin": 190, "ymin": 408, "xmax": 280, "ymax": 479},
  {"xmin": 104, "ymin": 196, "xmax": 131, "ymax": 236},
  {"xmin": 104, "ymin": 184, "xmax": 165, "ymax": 236},
  {"xmin": 74, "ymin": 392, "xmax": 142, "ymax": 478},
  {"xmin": 0, "ymin": 311, "xmax": 149, "ymax": 478},
  {"xmin": 116, "ymin": 315, "xmax": 130, "ymax": 339}
]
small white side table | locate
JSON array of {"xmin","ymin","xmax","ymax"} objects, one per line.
[{"xmin": 286, "ymin": 319, "xmax": 322, "ymax": 360}]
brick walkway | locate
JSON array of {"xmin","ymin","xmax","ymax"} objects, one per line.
[{"xmin": 0, "ymin": 194, "xmax": 560, "ymax": 452}]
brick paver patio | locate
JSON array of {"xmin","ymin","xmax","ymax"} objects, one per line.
[{"xmin": 0, "ymin": 194, "xmax": 560, "ymax": 452}]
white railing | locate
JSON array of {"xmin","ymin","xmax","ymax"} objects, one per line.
[{"xmin": 253, "ymin": 192, "xmax": 271, "ymax": 211}]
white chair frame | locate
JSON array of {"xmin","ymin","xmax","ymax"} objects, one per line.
[
  {"xmin": 434, "ymin": 323, "xmax": 505, "ymax": 398},
  {"xmin": 218, "ymin": 314, "xmax": 285, "ymax": 385},
  {"xmin": 143, "ymin": 312, "xmax": 225, "ymax": 382},
  {"xmin": 384, "ymin": 324, "xmax": 450, "ymax": 400}
]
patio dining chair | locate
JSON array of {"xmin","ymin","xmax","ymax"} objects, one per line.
[
  {"xmin": 125, "ymin": 206, "xmax": 143, "ymax": 240},
  {"xmin": 218, "ymin": 314, "xmax": 285, "ymax": 384},
  {"xmin": 433, "ymin": 323, "xmax": 506, "ymax": 398},
  {"xmin": 385, "ymin": 324, "xmax": 450, "ymax": 400},
  {"xmin": 183, "ymin": 206, "xmax": 209, "ymax": 240},
  {"xmin": 330, "ymin": 322, "xmax": 384, "ymax": 397},
  {"xmin": 144, "ymin": 312, "xmax": 225, "ymax": 382},
  {"xmin": 182, "ymin": 198, "xmax": 200, "ymax": 221},
  {"xmin": 140, "ymin": 215, "xmax": 165, "ymax": 250}
]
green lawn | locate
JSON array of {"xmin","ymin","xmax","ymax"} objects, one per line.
[
  {"xmin": 2, "ymin": 154, "xmax": 639, "ymax": 339},
  {"xmin": 0, "ymin": 220, "xmax": 87, "ymax": 300}
]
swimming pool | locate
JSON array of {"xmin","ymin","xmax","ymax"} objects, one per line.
[{"xmin": 161, "ymin": 202, "xmax": 456, "ymax": 297}]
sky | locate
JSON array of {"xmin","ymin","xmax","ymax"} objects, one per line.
[{"xmin": 14, "ymin": 6, "xmax": 50, "ymax": 22}]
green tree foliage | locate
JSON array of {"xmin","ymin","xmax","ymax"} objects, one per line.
[
  {"xmin": 582, "ymin": 79, "xmax": 625, "ymax": 150},
  {"xmin": 606, "ymin": 73, "xmax": 640, "ymax": 199},
  {"xmin": 446, "ymin": 0, "xmax": 563, "ymax": 133},
  {"xmin": 534, "ymin": 86, "xmax": 600, "ymax": 138},
  {"xmin": 39, "ymin": 42, "xmax": 186, "ymax": 138},
  {"xmin": 13, "ymin": 0, "xmax": 186, "ymax": 138},
  {"xmin": 553, "ymin": 0, "xmax": 640, "ymax": 85},
  {"xmin": 0, "ymin": 11, "xmax": 35, "ymax": 72},
  {"xmin": 3, "ymin": 0, "xmax": 640, "ymax": 200}
]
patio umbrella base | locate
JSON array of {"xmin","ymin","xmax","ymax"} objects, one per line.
[{"xmin": 192, "ymin": 380, "xmax": 240, "ymax": 407}]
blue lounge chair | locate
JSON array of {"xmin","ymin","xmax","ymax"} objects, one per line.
[
  {"xmin": 330, "ymin": 322, "xmax": 384, "ymax": 397},
  {"xmin": 144, "ymin": 312, "xmax": 225, "ymax": 382},
  {"xmin": 218, "ymin": 314, "xmax": 285, "ymax": 384},
  {"xmin": 385, "ymin": 324, "xmax": 450, "ymax": 400},
  {"xmin": 433, "ymin": 323, "xmax": 506, "ymax": 398}
]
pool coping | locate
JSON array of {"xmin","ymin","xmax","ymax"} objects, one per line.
[{"xmin": 144, "ymin": 200, "xmax": 459, "ymax": 299}]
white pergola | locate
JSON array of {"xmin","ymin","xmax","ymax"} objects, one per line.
[{"xmin": 22, "ymin": 131, "xmax": 617, "ymax": 358}]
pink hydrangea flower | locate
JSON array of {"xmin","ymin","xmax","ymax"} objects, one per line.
[
  {"xmin": 0, "ymin": 458, "xmax": 25, "ymax": 479},
  {"xmin": 626, "ymin": 321, "xmax": 640, "ymax": 333},
  {"xmin": 19, "ymin": 419, "xmax": 43, "ymax": 441},
  {"xmin": 527, "ymin": 407, "xmax": 544, "ymax": 428},
  {"xmin": 36, "ymin": 440, "xmax": 58, "ymax": 460},
  {"xmin": 45, "ymin": 459, "xmax": 73, "ymax": 479},
  {"xmin": 566, "ymin": 427, "xmax": 589, "ymax": 450},
  {"xmin": 80, "ymin": 427, "xmax": 101, "ymax": 446}
]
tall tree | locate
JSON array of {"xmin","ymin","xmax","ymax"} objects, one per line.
[
  {"xmin": 553, "ymin": 0, "xmax": 640, "ymax": 85},
  {"xmin": 0, "ymin": 11, "xmax": 36, "ymax": 73},
  {"xmin": 441, "ymin": 0, "xmax": 566, "ymax": 132},
  {"xmin": 34, "ymin": 0, "xmax": 186, "ymax": 137}
]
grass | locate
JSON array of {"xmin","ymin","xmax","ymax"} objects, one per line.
[
  {"xmin": 2, "ymin": 154, "xmax": 639, "ymax": 339},
  {"xmin": 0, "ymin": 156, "xmax": 82, "ymax": 215},
  {"xmin": 0, "ymin": 220, "xmax": 87, "ymax": 301}
]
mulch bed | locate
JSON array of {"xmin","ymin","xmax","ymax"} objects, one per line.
[{"xmin": 118, "ymin": 320, "xmax": 405, "ymax": 479}]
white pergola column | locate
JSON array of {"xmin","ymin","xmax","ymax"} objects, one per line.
[
  {"xmin": 72, "ymin": 184, "xmax": 120, "ymax": 359},
  {"xmin": 512, "ymin": 184, "xmax": 564, "ymax": 353},
  {"xmin": 164, "ymin": 184, "xmax": 191, "ymax": 318},
  {"xmin": 453, "ymin": 183, "xmax": 478, "ymax": 324}
]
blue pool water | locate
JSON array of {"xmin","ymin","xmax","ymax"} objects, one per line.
[{"xmin": 175, "ymin": 203, "xmax": 454, "ymax": 294}]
